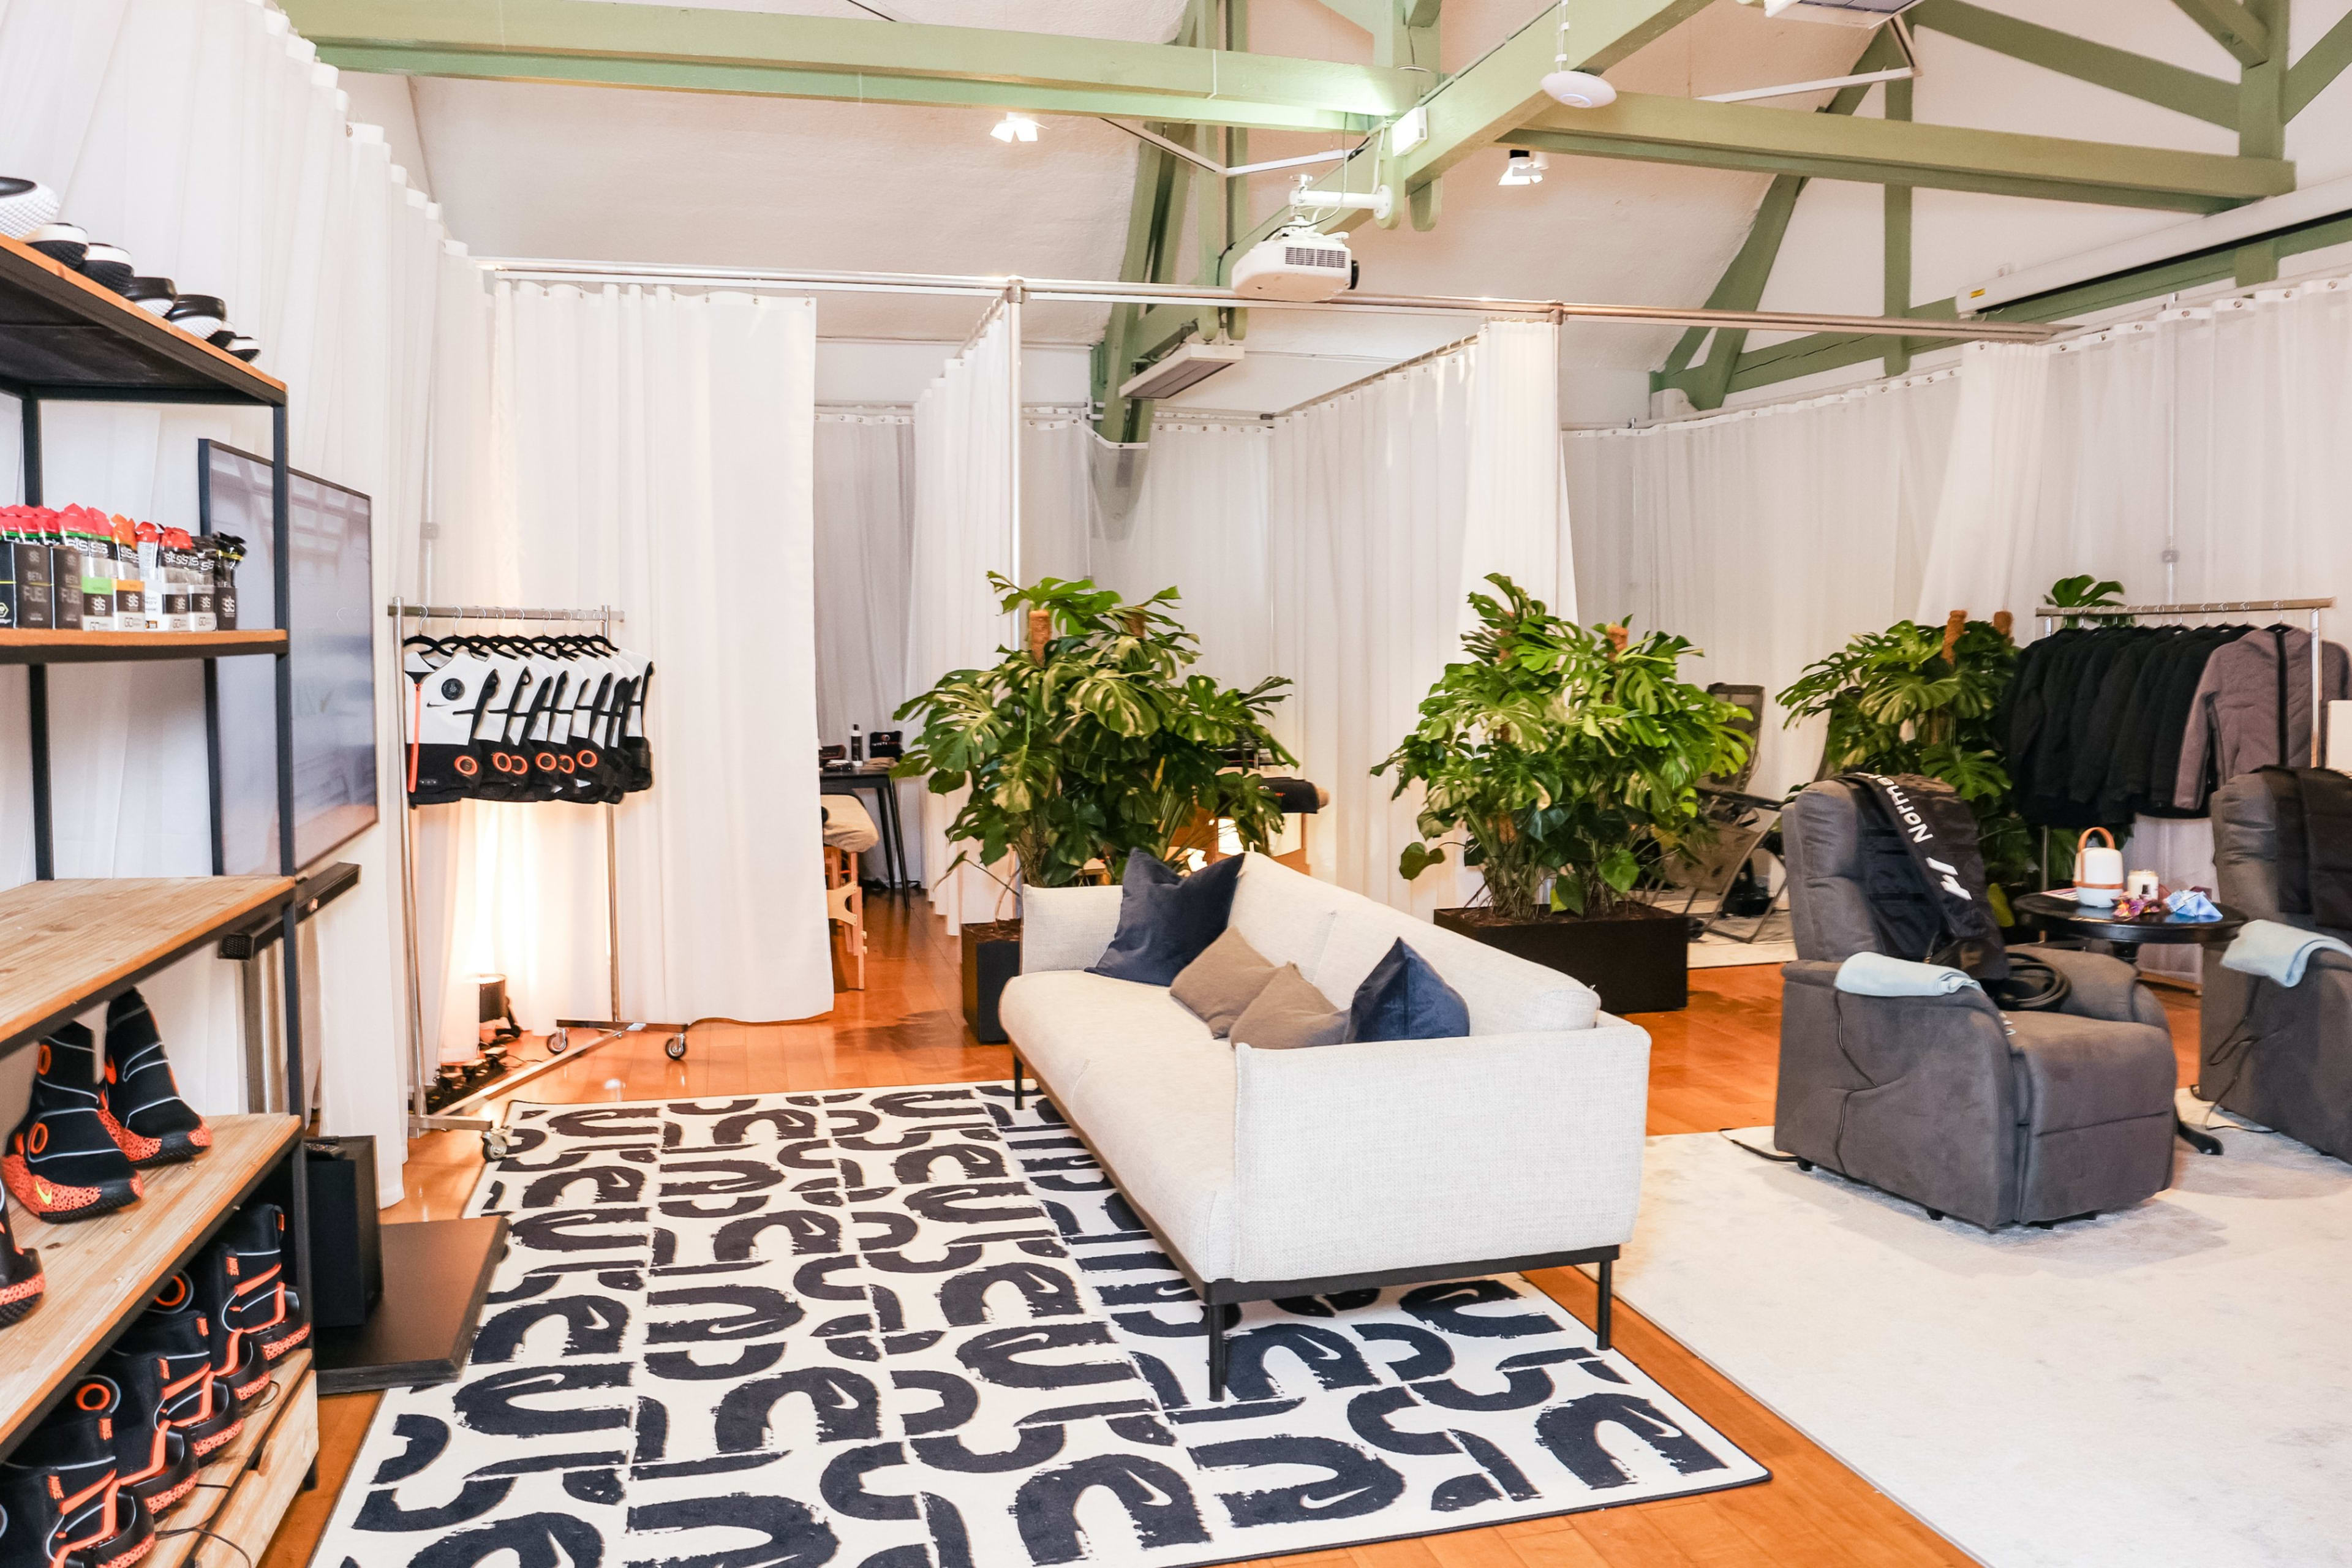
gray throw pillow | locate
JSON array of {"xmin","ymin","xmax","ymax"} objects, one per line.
[
  {"xmin": 1230, "ymin": 963, "xmax": 1348, "ymax": 1050},
  {"xmin": 1170, "ymin": 928, "xmax": 1281, "ymax": 1037}
]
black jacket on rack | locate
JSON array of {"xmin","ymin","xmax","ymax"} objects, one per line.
[{"xmin": 2003, "ymin": 624, "xmax": 2253, "ymax": 829}]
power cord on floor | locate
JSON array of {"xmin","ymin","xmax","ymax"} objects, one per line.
[
  {"xmin": 1717, "ymin": 1129, "xmax": 1801, "ymax": 1164},
  {"xmin": 156, "ymin": 1523, "xmax": 255, "ymax": 1568}
]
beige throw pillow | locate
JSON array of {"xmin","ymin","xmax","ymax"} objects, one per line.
[
  {"xmin": 1229, "ymin": 963, "xmax": 1349, "ymax": 1050},
  {"xmin": 1169, "ymin": 928, "xmax": 1280, "ymax": 1038}
]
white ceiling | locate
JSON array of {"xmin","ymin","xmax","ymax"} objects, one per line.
[{"xmin": 333, "ymin": 1, "xmax": 1914, "ymax": 411}]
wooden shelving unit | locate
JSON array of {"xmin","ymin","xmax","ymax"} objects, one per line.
[
  {"xmin": 0, "ymin": 878, "xmax": 295, "ymax": 1061},
  {"xmin": 0, "ymin": 221, "xmax": 317, "ymax": 1568},
  {"xmin": 0, "ymin": 629, "xmax": 286, "ymax": 665},
  {"xmin": 0, "ymin": 1115, "xmax": 300, "ymax": 1451},
  {"xmin": 151, "ymin": 1349, "xmax": 316, "ymax": 1568},
  {"xmin": 0, "ymin": 235, "xmax": 285, "ymax": 404}
]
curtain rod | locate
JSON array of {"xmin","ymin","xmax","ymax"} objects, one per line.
[
  {"xmin": 2032, "ymin": 599, "xmax": 2335, "ymax": 615},
  {"xmin": 389, "ymin": 602, "xmax": 627, "ymax": 624},
  {"xmin": 1275, "ymin": 329, "xmax": 1486, "ymax": 417},
  {"xmin": 477, "ymin": 258, "xmax": 2059, "ymax": 344}
]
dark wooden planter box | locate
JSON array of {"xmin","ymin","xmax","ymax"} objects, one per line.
[
  {"xmin": 1435, "ymin": 901, "xmax": 1688, "ymax": 1014},
  {"xmin": 962, "ymin": 919, "xmax": 1022, "ymax": 1044}
]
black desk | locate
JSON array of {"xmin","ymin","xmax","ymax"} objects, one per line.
[
  {"xmin": 2014, "ymin": 891, "xmax": 2248, "ymax": 1154},
  {"xmin": 821, "ymin": 768, "xmax": 913, "ymax": 892}
]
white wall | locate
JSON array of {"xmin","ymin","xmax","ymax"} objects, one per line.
[{"xmin": 818, "ymin": 341, "xmax": 1091, "ymax": 407}]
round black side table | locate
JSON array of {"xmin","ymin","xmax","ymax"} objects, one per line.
[{"xmin": 2012, "ymin": 891, "xmax": 2249, "ymax": 1156}]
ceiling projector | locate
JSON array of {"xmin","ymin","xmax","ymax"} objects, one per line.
[{"xmin": 1231, "ymin": 227, "xmax": 1355, "ymax": 303}]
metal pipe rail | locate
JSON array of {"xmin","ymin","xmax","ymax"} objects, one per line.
[
  {"xmin": 478, "ymin": 258, "xmax": 2062, "ymax": 343},
  {"xmin": 388, "ymin": 603, "xmax": 627, "ymax": 623}
]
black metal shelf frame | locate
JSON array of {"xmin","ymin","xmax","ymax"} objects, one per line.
[{"xmin": 4, "ymin": 271, "xmax": 312, "ymax": 1424}]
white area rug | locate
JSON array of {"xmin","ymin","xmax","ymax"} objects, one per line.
[
  {"xmin": 315, "ymin": 1084, "xmax": 1765, "ymax": 1568},
  {"xmin": 1620, "ymin": 1094, "xmax": 2352, "ymax": 1568},
  {"xmin": 1687, "ymin": 911, "xmax": 1794, "ymax": 970}
]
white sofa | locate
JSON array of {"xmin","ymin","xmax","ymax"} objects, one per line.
[{"xmin": 999, "ymin": 851, "xmax": 1653, "ymax": 1396}]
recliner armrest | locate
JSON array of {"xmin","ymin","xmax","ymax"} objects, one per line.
[
  {"xmin": 2029, "ymin": 946, "xmax": 2166, "ymax": 1028},
  {"xmin": 1781, "ymin": 959, "xmax": 1994, "ymax": 1011}
]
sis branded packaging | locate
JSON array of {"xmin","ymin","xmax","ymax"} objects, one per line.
[{"xmin": 0, "ymin": 503, "xmax": 241, "ymax": 631}]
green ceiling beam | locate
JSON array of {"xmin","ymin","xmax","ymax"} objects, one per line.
[
  {"xmin": 287, "ymin": 0, "xmax": 1420, "ymax": 133},
  {"xmin": 2170, "ymin": 0, "xmax": 2273, "ymax": 66},
  {"xmin": 1511, "ymin": 93, "xmax": 2292, "ymax": 211},
  {"xmin": 1906, "ymin": 0, "xmax": 2238, "ymax": 129},
  {"xmin": 2288, "ymin": 6, "xmax": 2352, "ymax": 116},
  {"xmin": 1698, "ymin": 204, "xmax": 2352, "ymax": 401},
  {"xmin": 1659, "ymin": 31, "xmax": 1901, "ymax": 407},
  {"xmin": 1221, "ymin": 0, "xmax": 1713, "ymax": 268}
]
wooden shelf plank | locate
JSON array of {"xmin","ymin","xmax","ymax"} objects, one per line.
[
  {"xmin": 0, "ymin": 1115, "xmax": 301, "ymax": 1454},
  {"xmin": 0, "ymin": 236, "xmax": 285, "ymax": 407},
  {"xmin": 149, "ymin": 1352, "xmax": 315, "ymax": 1568},
  {"xmin": 0, "ymin": 629, "xmax": 287, "ymax": 665},
  {"xmin": 0, "ymin": 878, "xmax": 295, "ymax": 1058}
]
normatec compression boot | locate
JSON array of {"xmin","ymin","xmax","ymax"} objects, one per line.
[
  {"xmin": 2, "ymin": 1027, "xmax": 144, "ymax": 1222},
  {"xmin": 99, "ymin": 990, "xmax": 210, "ymax": 1167},
  {"xmin": 0, "ymin": 1200, "xmax": 42, "ymax": 1328}
]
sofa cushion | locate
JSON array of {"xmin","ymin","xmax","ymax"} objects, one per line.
[
  {"xmin": 1231, "ymin": 965, "xmax": 1349, "ymax": 1050},
  {"xmin": 1227, "ymin": 854, "xmax": 1602, "ymax": 1035},
  {"xmin": 996, "ymin": 968, "xmax": 1236, "ymax": 1277},
  {"xmin": 1170, "ymin": 929, "xmax": 1281, "ymax": 1037},
  {"xmin": 1347, "ymin": 938, "xmax": 1471, "ymax": 1042},
  {"xmin": 1089, "ymin": 850, "xmax": 1244, "ymax": 986}
]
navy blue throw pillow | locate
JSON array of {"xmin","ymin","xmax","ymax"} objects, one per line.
[
  {"xmin": 1087, "ymin": 850, "xmax": 1246, "ymax": 986},
  {"xmin": 1347, "ymin": 938, "xmax": 1471, "ymax": 1042}
]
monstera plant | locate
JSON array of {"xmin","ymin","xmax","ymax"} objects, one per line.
[
  {"xmin": 1375, "ymin": 576, "xmax": 1751, "ymax": 1012},
  {"xmin": 893, "ymin": 575, "xmax": 1295, "ymax": 890}
]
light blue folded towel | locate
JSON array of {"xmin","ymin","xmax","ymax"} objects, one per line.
[
  {"xmin": 1836, "ymin": 952, "xmax": 1980, "ymax": 997},
  {"xmin": 2222, "ymin": 919, "xmax": 2352, "ymax": 987}
]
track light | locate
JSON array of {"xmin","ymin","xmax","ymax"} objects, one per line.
[
  {"xmin": 1539, "ymin": 0, "xmax": 1619, "ymax": 107},
  {"xmin": 1500, "ymin": 149, "xmax": 1547, "ymax": 187},
  {"xmin": 991, "ymin": 113, "xmax": 1039, "ymax": 143}
]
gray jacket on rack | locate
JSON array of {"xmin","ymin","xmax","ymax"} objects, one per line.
[{"xmin": 2174, "ymin": 627, "xmax": 2349, "ymax": 813}]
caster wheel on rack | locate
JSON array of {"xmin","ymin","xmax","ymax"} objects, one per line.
[
  {"xmin": 548, "ymin": 1028, "xmax": 569, "ymax": 1055},
  {"xmin": 482, "ymin": 1128, "xmax": 514, "ymax": 1161},
  {"xmin": 666, "ymin": 1035, "xmax": 688, "ymax": 1061}
]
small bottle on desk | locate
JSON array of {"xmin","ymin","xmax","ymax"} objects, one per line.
[{"xmin": 849, "ymin": 722, "xmax": 864, "ymax": 764}]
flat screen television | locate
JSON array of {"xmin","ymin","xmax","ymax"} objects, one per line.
[{"xmin": 201, "ymin": 441, "xmax": 379, "ymax": 875}]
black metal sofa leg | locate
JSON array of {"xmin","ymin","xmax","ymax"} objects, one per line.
[
  {"xmin": 1012, "ymin": 1053, "xmax": 1025, "ymax": 1111},
  {"xmin": 1596, "ymin": 1258, "xmax": 1613, "ymax": 1353},
  {"xmin": 1206, "ymin": 1303, "xmax": 1228, "ymax": 1401}
]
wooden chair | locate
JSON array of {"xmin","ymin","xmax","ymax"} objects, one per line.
[{"xmin": 826, "ymin": 845, "xmax": 866, "ymax": 991}]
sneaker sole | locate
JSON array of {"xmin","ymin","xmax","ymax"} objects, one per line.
[
  {"xmin": 0, "ymin": 1281, "xmax": 43, "ymax": 1327},
  {"xmin": 1, "ymin": 1156, "xmax": 143, "ymax": 1222},
  {"xmin": 123, "ymin": 1126, "xmax": 209, "ymax": 1169}
]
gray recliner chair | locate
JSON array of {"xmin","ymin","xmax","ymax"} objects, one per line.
[
  {"xmin": 2202, "ymin": 775, "xmax": 2352, "ymax": 1160},
  {"xmin": 1774, "ymin": 781, "xmax": 2178, "ymax": 1229}
]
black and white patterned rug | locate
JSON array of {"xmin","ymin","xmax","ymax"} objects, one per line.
[{"xmin": 319, "ymin": 1084, "xmax": 1766, "ymax": 1568}]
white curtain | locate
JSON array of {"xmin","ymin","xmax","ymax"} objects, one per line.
[
  {"xmin": 1462, "ymin": 320, "xmax": 1569, "ymax": 627},
  {"xmin": 0, "ymin": 0, "xmax": 443, "ymax": 1202},
  {"xmin": 1915, "ymin": 342, "xmax": 2055, "ymax": 625},
  {"xmin": 1091, "ymin": 418, "xmax": 1275, "ymax": 693},
  {"xmin": 1566, "ymin": 372, "xmax": 1961, "ymax": 799},
  {"xmin": 413, "ymin": 281, "xmax": 831, "ymax": 1037},
  {"xmin": 908, "ymin": 311, "xmax": 1019, "ymax": 932},
  {"xmin": 1268, "ymin": 349, "xmax": 1479, "ymax": 915},
  {"xmin": 1021, "ymin": 415, "xmax": 1093, "ymax": 587}
]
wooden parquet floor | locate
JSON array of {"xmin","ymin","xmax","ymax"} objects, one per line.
[{"xmin": 263, "ymin": 900, "xmax": 2203, "ymax": 1568}]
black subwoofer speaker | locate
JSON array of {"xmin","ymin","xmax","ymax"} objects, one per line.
[{"xmin": 306, "ymin": 1136, "xmax": 384, "ymax": 1329}]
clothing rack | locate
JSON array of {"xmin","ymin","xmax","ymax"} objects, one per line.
[
  {"xmin": 2031, "ymin": 596, "xmax": 2339, "ymax": 894},
  {"xmin": 388, "ymin": 597, "xmax": 687, "ymax": 1156},
  {"xmin": 2031, "ymin": 597, "xmax": 2335, "ymax": 768}
]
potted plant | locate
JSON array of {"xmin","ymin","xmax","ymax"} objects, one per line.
[
  {"xmin": 1379, "ymin": 575, "xmax": 1751, "ymax": 1014},
  {"xmin": 1776, "ymin": 612, "xmax": 2035, "ymax": 899},
  {"xmin": 894, "ymin": 575, "xmax": 1294, "ymax": 1040}
]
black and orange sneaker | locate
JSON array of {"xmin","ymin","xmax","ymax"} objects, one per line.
[
  {"xmin": 0, "ymin": 1200, "xmax": 41, "ymax": 1328},
  {"xmin": 105, "ymin": 1301, "xmax": 241, "ymax": 1464},
  {"xmin": 216, "ymin": 1205, "xmax": 307, "ymax": 1363},
  {"xmin": 75, "ymin": 1361, "xmax": 196, "ymax": 1517},
  {"xmin": 2, "ymin": 1028, "xmax": 143, "ymax": 1223},
  {"xmin": 0, "ymin": 1389, "xmax": 156, "ymax": 1568},
  {"xmin": 99, "ymin": 993, "xmax": 209, "ymax": 1168}
]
